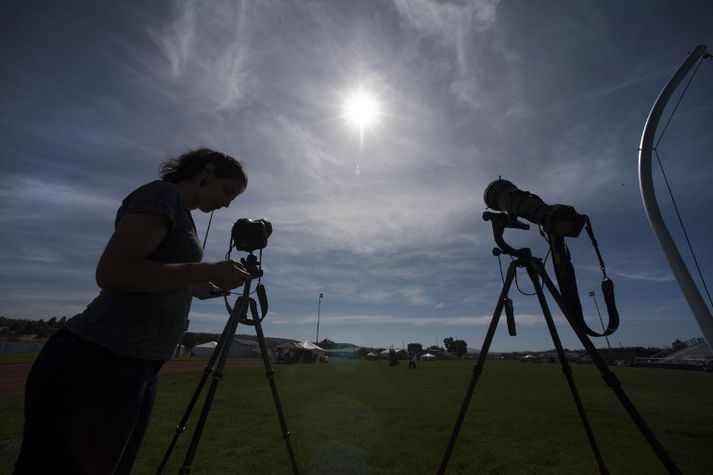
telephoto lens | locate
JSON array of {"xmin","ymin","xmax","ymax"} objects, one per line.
[{"xmin": 484, "ymin": 179, "xmax": 585, "ymax": 237}]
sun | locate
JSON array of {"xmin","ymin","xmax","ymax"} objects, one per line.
[{"xmin": 342, "ymin": 87, "xmax": 382, "ymax": 145}]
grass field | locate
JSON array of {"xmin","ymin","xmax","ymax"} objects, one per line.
[{"xmin": 2, "ymin": 360, "xmax": 712, "ymax": 474}]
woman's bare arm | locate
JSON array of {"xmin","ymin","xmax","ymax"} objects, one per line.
[{"xmin": 96, "ymin": 212, "xmax": 249, "ymax": 293}]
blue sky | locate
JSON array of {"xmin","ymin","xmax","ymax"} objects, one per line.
[{"xmin": 1, "ymin": 0, "xmax": 712, "ymax": 352}]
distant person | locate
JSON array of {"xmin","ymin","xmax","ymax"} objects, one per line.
[
  {"xmin": 14, "ymin": 148, "xmax": 251, "ymax": 475},
  {"xmin": 389, "ymin": 348, "xmax": 398, "ymax": 367}
]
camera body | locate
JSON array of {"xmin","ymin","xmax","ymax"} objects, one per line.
[{"xmin": 231, "ymin": 218, "xmax": 273, "ymax": 252}]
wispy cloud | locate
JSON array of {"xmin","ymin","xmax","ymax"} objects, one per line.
[
  {"xmin": 612, "ymin": 269, "xmax": 675, "ymax": 282},
  {"xmin": 151, "ymin": 0, "xmax": 254, "ymax": 111},
  {"xmin": 0, "ymin": 176, "xmax": 117, "ymax": 217},
  {"xmin": 267, "ymin": 312, "xmax": 550, "ymax": 328},
  {"xmin": 393, "ymin": 0, "xmax": 506, "ymax": 110}
]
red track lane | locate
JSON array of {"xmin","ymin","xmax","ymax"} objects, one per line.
[{"xmin": 0, "ymin": 359, "xmax": 270, "ymax": 397}]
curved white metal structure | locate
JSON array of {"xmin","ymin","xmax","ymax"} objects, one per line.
[{"xmin": 638, "ymin": 44, "xmax": 713, "ymax": 351}]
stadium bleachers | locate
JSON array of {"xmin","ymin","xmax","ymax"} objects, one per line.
[
  {"xmin": 667, "ymin": 340, "xmax": 712, "ymax": 359},
  {"xmin": 634, "ymin": 338, "xmax": 712, "ymax": 371}
]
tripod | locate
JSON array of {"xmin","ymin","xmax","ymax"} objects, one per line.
[
  {"xmin": 156, "ymin": 253, "xmax": 299, "ymax": 475},
  {"xmin": 437, "ymin": 213, "xmax": 680, "ymax": 475}
]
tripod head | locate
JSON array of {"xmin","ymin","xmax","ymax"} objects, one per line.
[
  {"xmin": 240, "ymin": 252, "xmax": 264, "ymax": 279},
  {"xmin": 225, "ymin": 251, "xmax": 268, "ymax": 327},
  {"xmin": 482, "ymin": 206, "xmax": 620, "ymax": 339},
  {"xmin": 483, "ymin": 211, "xmax": 532, "ymax": 259}
]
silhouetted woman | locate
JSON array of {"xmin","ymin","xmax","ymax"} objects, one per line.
[{"xmin": 14, "ymin": 148, "xmax": 251, "ymax": 474}]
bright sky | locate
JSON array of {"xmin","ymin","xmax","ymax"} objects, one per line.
[{"xmin": 1, "ymin": 0, "xmax": 712, "ymax": 352}]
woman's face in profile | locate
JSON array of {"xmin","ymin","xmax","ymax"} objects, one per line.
[{"xmin": 198, "ymin": 176, "xmax": 243, "ymax": 213}]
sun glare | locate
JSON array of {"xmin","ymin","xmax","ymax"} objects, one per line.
[{"xmin": 342, "ymin": 88, "xmax": 382, "ymax": 145}]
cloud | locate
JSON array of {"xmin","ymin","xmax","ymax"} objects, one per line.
[
  {"xmin": 0, "ymin": 289, "xmax": 98, "ymax": 319},
  {"xmin": 266, "ymin": 311, "xmax": 549, "ymax": 327},
  {"xmin": 393, "ymin": 0, "xmax": 509, "ymax": 109},
  {"xmin": 151, "ymin": 0, "xmax": 255, "ymax": 111},
  {"xmin": 393, "ymin": 0, "xmax": 499, "ymax": 39},
  {"xmin": 240, "ymin": 110, "xmax": 493, "ymax": 256},
  {"xmin": 0, "ymin": 175, "xmax": 117, "ymax": 217},
  {"xmin": 187, "ymin": 310, "xmax": 233, "ymax": 325},
  {"xmin": 612, "ymin": 269, "xmax": 675, "ymax": 282}
]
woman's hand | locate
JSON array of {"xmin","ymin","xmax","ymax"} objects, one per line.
[
  {"xmin": 192, "ymin": 282, "xmax": 230, "ymax": 300},
  {"xmin": 206, "ymin": 260, "xmax": 251, "ymax": 290}
]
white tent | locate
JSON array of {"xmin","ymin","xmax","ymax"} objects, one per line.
[
  {"xmin": 192, "ymin": 341, "xmax": 218, "ymax": 357},
  {"xmin": 191, "ymin": 338, "xmax": 266, "ymax": 358},
  {"xmin": 421, "ymin": 353, "xmax": 437, "ymax": 361},
  {"xmin": 274, "ymin": 340, "xmax": 326, "ymax": 363},
  {"xmin": 297, "ymin": 340, "xmax": 326, "ymax": 351}
]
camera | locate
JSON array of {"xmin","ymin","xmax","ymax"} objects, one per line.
[
  {"xmin": 231, "ymin": 218, "xmax": 272, "ymax": 252},
  {"xmin": 484, "ymin": 179, "xmax": 586, "ymax": 237}
]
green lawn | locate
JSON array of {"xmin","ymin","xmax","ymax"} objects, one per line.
[{"xmin": 2, "ymin": 360, "xmax": 712, "ymax": 474}]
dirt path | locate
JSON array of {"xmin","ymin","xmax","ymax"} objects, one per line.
[
  {"xmin": 0, "ymin": 364, "xmax": 30, "ymax": 397},
  {"xmin": 0, "ymin": 359, "xmax": 269, "ymax": 397}
]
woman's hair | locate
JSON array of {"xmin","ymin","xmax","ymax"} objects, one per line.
[{"xmin": 159, "ymin": 148, "xmax": 248, "ymax": 193}]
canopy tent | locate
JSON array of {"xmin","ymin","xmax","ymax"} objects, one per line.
[
  {"xmin": 379, "ymin": 348, "xmax": 408, "ymax": 359},
  {"xmin": 274, "ymin": 340, "xmax": 327, "ymax": 351},
  {"xmin": 190, "ymin": 338, "xmax": 267, "ymax": 359},
  {"xmin": 191, "ymin": 341, "xmax": 218, "ymax": 357},
  {"xmin": 274, "ymin": 340, "xmax": 326, "ymax": 363},
  {"xmin": 297, "ymin": 340, "xmax": 326, "ymax": 351},
  {"xmin": 421, "ymin": 353, "xmax": 437, "ymax": 361}
]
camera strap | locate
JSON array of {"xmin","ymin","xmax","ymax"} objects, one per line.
[
  {"xmin": 202, "ymin": 211, "xmax": 214, "ymax": 251},
  {"xmin": 550, "ymin": 217, "xmax": 619, "ymax": 337},
  {"xmin": 583, "ymin": 216, "xmax": 619, "ymax": 337}
]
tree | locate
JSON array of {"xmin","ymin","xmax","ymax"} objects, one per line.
[
  {"xmin": 182, "ymin": 332, "xmax": 196, "ymax": 352},
  {"xmin": 453, "ymin": 339, "xmax": 467, "ymax": 358},
  {"xmin": 443, "ymin": 337, "xmax": 454, "ymax": 352},
  {"xmin": 444, "ymin": 337, "xmax": 468, "ymax": 358},
  {"xmin": 318, "ymin": 338, "xmax": 335, "ymax": 349}
]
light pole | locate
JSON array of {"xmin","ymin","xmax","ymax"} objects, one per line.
[
  {"xmin": 315, "ymin": 293, "xmax": 324, "ymax": 344},
  {"xmin": 588, "ymin": 290, "xmax": 612, "ymax": 351}
]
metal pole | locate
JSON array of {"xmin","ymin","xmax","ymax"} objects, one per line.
[
  {"xmin": 638, "ymin": 44, "xmax": 713, "ymax": 351},
  {"xmin": 315, "ymin": 293, "xmax": 323, "ymax": 344}
]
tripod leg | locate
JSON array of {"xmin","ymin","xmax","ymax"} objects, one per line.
[
  {"xmin": 524, "ymin": 264, "xmax": 608, "ymax": 475},
  {"xmin": 156, "ymin": 292, "xmax": 246, "ymax": 474},
  {"xmin": 437, "ymin": 261, "xmax": 518, "ymax": 475},
  {"xmin": 177, "ymin": 283, "xmax": 253, "ymax": 475},
  {"xmin": 251, "ymin": 303, "xmax": 300, "ymax": 475},
  {"xmin": 532, "ymin": 260, "xmax": 681, "ymax": 475}
]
